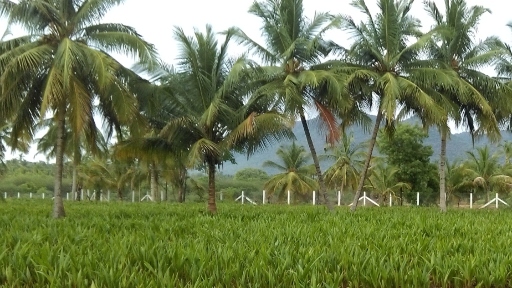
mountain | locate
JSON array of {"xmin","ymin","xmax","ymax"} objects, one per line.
[{"xmin": 220, "ymin": 115, "xmax": 512, "ymax": 175}]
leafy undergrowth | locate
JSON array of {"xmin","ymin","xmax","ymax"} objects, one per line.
[{"xmin": 1, "ymin": 201, "xmax": 511, "ymax": 287}]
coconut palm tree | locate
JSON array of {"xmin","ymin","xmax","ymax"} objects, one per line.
[
  {"xmin": 0, "ymin": 110, "xmax": 31, "ymax": 165},
  {"xmin": 263, "ymin": 142, "xmax": 317, "ymax": 202},
  {"xmin": 35, "ymin": 117, "xmax": 108, "ymax": 200},
  {"xmin": 340, "ymin": 0, "xmax": 450, "ymax": 211},
  {"xmin": 230, "ymin": 0, "xmax": 349, "ymax": 209},
  {"xmin": 490, "ymin": 22, "xmax": 512, "ymax": 125},
  {"xmin": 364, "ymin": 161, "xmax": 410, "ymax": 206},
  {"xmin": 0, "ymin": 120, "xmax": 29, "ymax": 174},
  {"xmin": 422, "ymin": 0, "xmax": 501, "ymax": 212},
  {"xmin": 321, "ymin": 132, "xmax": 366, "ymax": 203},
  {"xmin": 499, "ymin": 141, "xmax": 512, "ymax": 166},
  {"xmin": 80, "ymin": 154, "xmax": 132, "ymax": 201},
  {"xmin": 463, "ymin": 146, "xmax": 512, "ymax": 202},
  {"xmin": 445, "ymin": 159, "xmax": 472, "ymax": 206},
  {"xmin": 113, "ymin": 63, "xmax": 192, "ymax": 203},
  {"xmin": 158, "ymin": 25, "xmax": 293, "ymax": 213},
  {"xmin": 114, "ymin": 132, "xmax": 178, "ymax": 202},
  {"xmin": 0, "ymin": 124, "xmax": 6, "ymax": 173},
  {"xmin": 0, "ymin": 0, "xmax": 157, "ymax": 217}
]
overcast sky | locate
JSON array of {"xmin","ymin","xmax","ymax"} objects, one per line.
[
  {"xmin": 2, "ymin": 0, "xmax": 512, "ymax": 161},
  {"xmin": 100, "ymin": 0, "xmax": 512, "ymax": 67}
]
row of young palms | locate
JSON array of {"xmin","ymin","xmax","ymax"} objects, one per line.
[
  {"xmin": 1, "ymin": 0, "xmax": 512, "ymax": 217},
  {"xmin": 266, "ymin": 134, "xmax": 512, "ymax": 206}
]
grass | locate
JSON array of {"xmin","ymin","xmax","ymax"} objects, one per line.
[{"xmin": 1, "ymin": 200, "xmax": 512, "ymax": 287}]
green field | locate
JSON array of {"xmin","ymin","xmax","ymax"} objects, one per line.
[{"xmin": 1, "ymin": 201, "xmax": 512, "ymax": 287}]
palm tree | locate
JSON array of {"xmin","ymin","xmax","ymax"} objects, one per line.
[
  {"xmin": 499, "ymin": 141, "xmax": 512, "ymax": 165},
  {"xmin": 0, "ymin": 124, "xmax": 6, "ymax": 174},
  {"xmin": 445, "ymin": 159, "xmax": 472, "ymax": 206},
  {"xmin": 321, "ymin": 132, "xmax": 366, "ymax": 203},
  {"xmin": 364, "ymin": 161, "xmax": 410, "ymax": 206},
  {"xmin": 113, "ymin": 157, "xmax": 148, "ymax": 201},
  {"xmin": 80, "ymin": 154, "xmax": 132, "ymax": 200},
  {"xmin": 0, "ymin": 120, "xmax": 29, "ymax": 174},
  {"xmin": 0, "ymin": 120, "xmax": 27, "ymax": 164},
  {"xmin": 464, "ymin": 146, "xmax": 512, "ymax": 202},
  {"xmin": 160, "ymin": 156, "xmax": 188, "ymax": 202},
  {"xmin": 158, "ymin": 25, "xmax": 293, "ymax": 213},
  {"xmin": 35, "ymin": 118, "xmax": 108, "ymax": 200},
  {"xmin": 231, "ymin": 0, "xmax": 348, "ymax": 209},
  {"xmin": 340, "ymin": 0, "xmax": 449, "ymax": 211},
  {"xmin": 114, "ymin": 63, "xmax": 191, "ymax": 203},
  {"xmin": 0, "ymin": 0, "xmax": 157, "ymax": 217},
  {"xmin": 490, "ymin": 21, "xmax": 512, "ymax": 121},
  {"xmin": 423, "ymin": 0, "xmax": 501, "ymax": 212},
  {"xmin": 114, "ymin": 133, "xmax": 177, "ymax": 202},
  {"xmin": 263, "ymin": 142, "xmax": 318, "ymax": 202}
]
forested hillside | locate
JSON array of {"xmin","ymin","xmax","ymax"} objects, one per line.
[{"xmin": 224, "ymin": 116, "xmax": 512, "ymax": 175}]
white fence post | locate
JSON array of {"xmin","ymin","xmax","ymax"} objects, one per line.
[
  {"xmin": 17, "ymin": 192, "xmax": 20, "ymax": 199},
  {"xmin": 66, "ymin": 193, "xmax": 69, "ymax": 200},
  {"xmin": 30, "ymin": 193, "xmax": 32, "ymax": 199},
  {"xmin": 470, "ymin": 193, "xmax": 473, "ymax": 209},
  {"xmin": 337, "ymin": 191, "xmax": 341, "ymax": 206},
  {"xmin": 242, "ymin": 191, "xmax": 245, "ymax": 204},
  {"xmin": 417, "ymin": 192, "xmax": 420, "ymax": 206},
  {"xmin": 42, "ymin": 193, "xmax": 45, "ymax": 199},
  {"xmin": 132, "ymin": 191, "xmax": 135, "ymax": 202},
  {"xmin": 262, "ymin": 190, "xmax": 266, "ymax": 204},
  {"xmin": 287, "ymin": 190, "xmax": 291, "ymax": 205},
  {"xmin": 389, "ymin": 193, "xmax": 392, "ymax": 207},
  {"xmin": 81, "ymin": 190, "xmax": 84, "ymax": 200},
  {"xmin": 313, "ymin": 191, "xmax": 316, "ymax": 205},
  {"xmin": 496, "ymin": 193, "xmax": 499, "ymax": 209},
  {"xmin": 3, "ymin": 192, "xmax": 6, "ymax": 199}
]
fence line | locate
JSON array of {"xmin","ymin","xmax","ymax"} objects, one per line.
[{"xmin": 3, "ymin": 190, "xmax": 508, "ymax": 209}]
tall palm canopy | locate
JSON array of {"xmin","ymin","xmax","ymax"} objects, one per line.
[
  {"xmin": 0, "ymin": 0, "xmax": 158, "ymax": 217},
  {"xmin": 493, "ymin": 23, "xmax": 512, "ymax": 129},
  {"xmin": 422, "ymin": 0, "xmax": 502, "ymax": 212},
  {"xmin": 341, "ymin": 0, "xmax": 450, "ymax": 211},
  {"xmin": 158, "ymin": 25, "xmax": 294, "ymax": 213},
  {"xmin": 232, "ymin": 0, "xmax": 347, "ymax": 209}
]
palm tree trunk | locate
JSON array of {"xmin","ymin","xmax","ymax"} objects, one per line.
[
  {"xmin": 178, "ymin": 168, "xmax": 186, "ymax": 203},
  {"xmin": 71, "ymin": 165, "xmax": 78, "ymax": 201},
  {"xmin": 150, "ymin": 161, "xmax": 158, "ymax": 202},
  {"xmin": 299, "ymin": 112, "xmax": 333, "ymax": 210},
  {"xmin": 207, "ymin": 161, "xmax": 217, "ymax": 213},
  {"xmin": 339, "ymin": 184, "xmax": 344, "ymax": 205},
  {"xmin": 53, "ymin": 105, "xmax": 66, "ymax": 218},
  {"xmin": 439, "ymin": 128, "xmax": 448, "ymax": 212},
  {"xmin": 117, "ymin": 188, "xmax": 123, "ymax": 201},
  {"xmin": 178, "ymin": 186, "xmax": 184, "ymax": 203},
  {"xmin": 351, "ymin": 109, "xmax": 383, "ymax": 211},
  {"xmin": 71, "ymin": 148, "xmax": 79, "ymax": 201}
]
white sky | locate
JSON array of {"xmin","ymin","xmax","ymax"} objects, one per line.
[
  {"xmin": 1, "ymin": 0, "xmax": 511, "ymax": 161},
  {"xmin": 100, "ymin": 0, "xmax": 511, "ymax": 68}
]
